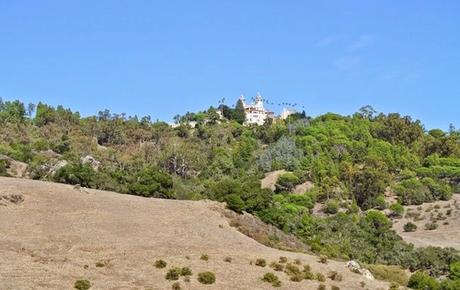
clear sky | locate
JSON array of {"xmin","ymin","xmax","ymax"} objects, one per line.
[{"xmin": 1, "ymin": 1, "xmax": 459, "ymax": 129}]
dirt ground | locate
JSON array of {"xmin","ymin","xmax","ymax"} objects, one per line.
[
  {"xmin": 0, "ymin": 177, "xmax": 390, "ymax": 290},
  {"xmin": 392, "ymin": 193, "xmax": 460, "ymax": 250}
]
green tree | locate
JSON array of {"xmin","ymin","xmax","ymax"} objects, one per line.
[
  {"xmin": 233, "ymin": 99, "xmax": 246, "ymax": 124},
  {"xmin": 128, "ymin": 167, "xmax": 174, "ymax": 198},
  {"xmin": 226, "ymin": 194, "xmax": 245, "ymax": 213}
]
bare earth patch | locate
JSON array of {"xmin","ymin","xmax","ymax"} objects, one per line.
[
  {"xmin": 0, "ymin": 177, "xmax": 390, "ymax": 289},
  {"xmin": 260, "ymin": 170, "xmax": 285, "ymax": 191}
]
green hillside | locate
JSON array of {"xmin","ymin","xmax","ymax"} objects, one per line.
[{"xmin": 1, "ymin": 98, "xmax": 460, "ymax": 289}]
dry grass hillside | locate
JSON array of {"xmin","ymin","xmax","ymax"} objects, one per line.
[
  {"xmin": 0, "ymin": 177, "xmax": 391, "ymax": 290},
  {"xmin": 392, "ymin": 194, "xmax": 460, "ymax": 250}
]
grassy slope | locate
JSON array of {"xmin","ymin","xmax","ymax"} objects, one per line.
[{"xmin": 0, "ymin": 177, "xmax": 390, "ymax": 290}]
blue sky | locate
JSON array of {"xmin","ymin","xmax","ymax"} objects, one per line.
[{"xmin": 0, "ymin": 1, "xmax": 459, "ymax": 129}]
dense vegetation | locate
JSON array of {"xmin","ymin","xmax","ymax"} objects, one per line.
[{"xmin": 1, "ymin": 98, "xmax": 460, "ymax": 287}]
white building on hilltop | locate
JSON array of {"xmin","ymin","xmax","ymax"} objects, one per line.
[{"xmin": 240, "ymin": 93, "xmax": 274, "ymax": 125}]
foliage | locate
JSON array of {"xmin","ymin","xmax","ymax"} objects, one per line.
[
  {"xmin": 53, "ymin": 164, "xmax": 97, "ymax": 188},
  {"xmin": 0, "ymin": 159, "xmax": 9, "ymax": 176},
  {"xmin": 128, "ymin": 166, "xmax": 174, "ymax": 198},
  {"xmin": 275, "ymin": 172, "xmax": 300, "ymax": 192},
  {"xmin": 257, "ymin": 136, "xmax": 303, "ymax": 171},
  {"xmin": 74, "ymin": 279, "xmax": 91, "ymax": 290},
  {"xmin": 166, "ymin": 268, "xmax": 181, "ymax": 280},
  {"xmin": 154, "ymin": 260, "xmax": 167, "ymax": 268},
  {"xmin": 366, "ymin": 264, "xmax": 409, "ymax": 286},
  {"xmin": 323, "ymin": 199, "xmax": 339, "ymax": 214},
  {"xmin": 226, "ymin": 194, "xmax": 245, "ymax": 213},
  {"xmin": 262, "ymin": 272, "xmax": 281, "ymax": 287},
  {"xmin": 403, "ymin": 222, "xmax": 417, "ymax": 232},
  {"xmin": 197, "ymin": 272, "xmax": 216, "ymax": 284},
  {"xmin": 255, "ymin": 258, "xmax": 266, "ymax": 267},
  {"xmin": 450, "ymin": 261, "xmax": 460, "ymax": 279},
  {"xmin": 233, "ymin": 99, "xmax": 246, "ymax": 124},
  {"xmin": 407, "ymin": 271, "xmax": 440, "ymax": 290},
  {"xmin": 389, "ymin": 203, "xmax": 404, "ymax": 218},
  {"xmin": 1, "ymin": 98, "xmax": 460, "ymax": 280},
  {"xmin": 180, "ymin": 267, "xmax": 192, "ymax": 276}
]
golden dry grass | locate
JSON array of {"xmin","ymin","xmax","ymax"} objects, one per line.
[{"xmin": 0, "ymin": 177, "xmax": 390, "ymax": 289}]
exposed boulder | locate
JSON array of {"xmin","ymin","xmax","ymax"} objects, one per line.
[
  {"xmin": 80, "ymin": 155, "xmax": 100, "ymax": 171},
  {"xmin": 0, "ymin": 155, "xmax": 28, "ymax": 178},
  {"xmin": 346, "ymin": 260, "xmax": 375, "ymax": 280},
  {"xmin": 50, "ymin": 160, "xmax": 68, "ymax": 175},
  {"xmin": 31, "ymin": 159, "xmax": 69, "ymax": 179},
  {"xmin": 261, "ymin": 170, "xmax": 286, "ymax": 191},
  {"xmin": 293, "ymin": 181, "xmax": 314, "ymax": 194}
]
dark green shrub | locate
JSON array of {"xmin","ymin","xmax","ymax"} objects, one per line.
[
  {"xmin": 226, "ymin": 194, "xmax": 245, "ymax": 213},
  {"xmin": 172, "ymin": 282, "xmax": 181, "ymax": 290},
  {"xmin": 294, "ymin": 258, "xmax": 302, "ymax": 265},
  {"xmin": 127, "ymin": 166, "xmax": 174, "ymax": 198},
  {"xmin": 389, "ymin": 282, "xmax": 399, "ymax": 290},
  {"xmin": 389, "ymin": 203, "xmax": 404, "ymax": 218},
  {"xmin": 154, "ymin": 260, "xmax": 167, "ymax": 268},
  {"xmin": 270, "ymin": 262, "xmax": 284, "ymax": 271},
  {"xmin": 95, "ymin": 261, "xmax": 105, "ymax": 267},
  {"xmin": 0, "ymin": 159, "xmax": 9, "ymax": 176},
  {"xmin": 319, "ymin": 255, "xmax": 328, "ymax": 264},
  {"xmin": 279, "ymin": 256, "xmax": 288, "ymax": 263},
  {"xmin": 407, "ymin": 271, "xmax": 439, "ymax": 290},
  {"xmin": 404, "ymin": 222, "xmax": 417, "ymax": 232},
  {"xmin": 224, "ymin": 256, "xmax": 232, "ymax": 263},
  {"xmin": 323, "ymin": 199, "xmax": 339, "ymax": 214},
  {"xmin": 255, "ymin": 258, "xmax": 266, "ymax": 267},
  {"xmin": 275, "ymin": 172, "xmax": 300, "ymax": 192},
  {"xmin": 180, "ymin": 267, "xmax": 192, "ymax": 276},
  {"xmin": 331, "ymin": 286, "xmax": 340, "ymax": 290},
  {"xmin": 317, "ymin": 285, "xmax": 326, "ymax": 290},
  {"xmin": 394, "ymin": 178, "xmax": 429, "ymax": 205},
  {"xmin": 166, "ymin": 268, "xmax": 181, "ymax": 281},
  {"xmin": 285, "ymin": 263, "xmax": 301, "ymax": 274},
  {"xmin": 328, "ymin": 271, "xmax": 343, "ymax": 281},
  {"xmin": 440, "ymin": 279, "xmax": 460, "ymax": 290},
  {"xmin": 285, "ymin": 263, "xmax": 302, "ymax": 281},
  {"xmin": 200, "ymin": 254, "xmax": 209, "ymax": 261},
  {"xmin": 290, "ymin": 273, "xmax": 304, "ymax": 282},
  {"xmin": 197, "ymin": 272, "xmax": 216, "ymax": 284},
  {"xmin": 74, "ymin": 279, "xmax": 91, "ymax": 290},
  {"xmin": 262, "ymin": 272, "xmax": 281, "ymax": 287},
  {"xmin": 316, "ymin": 273, "xmax": 326, "ymax": 282},
  {"xmin": 54, "ymin": 164, "xmax": 96, "ymax": 188},
  {"xmin": 450, "ymin": 261, "xmax": 460, "ymax": 279},
  {"xmin": 375, "ymin": 194, "xmax": 388, "ymax": 210},
  {"xmin": 425, "ymin": 222, "xmax": 438, "ymax": 230},
  {"xmin": 303, "ymin": 271, "xmax": 314, "ymax": 280}
]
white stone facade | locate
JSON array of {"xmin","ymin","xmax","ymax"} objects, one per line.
[{"xmin": 241, "ymin": 93, "xmax": 274, "ymax": 126}]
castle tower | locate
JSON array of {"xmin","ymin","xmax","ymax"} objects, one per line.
[{"xmin": 253, "ymin": 92, "xmax": 264, "ymax": 110}]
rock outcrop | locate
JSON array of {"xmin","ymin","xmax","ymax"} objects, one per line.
[
  {"xmin": 80, "ymin": 155, "xmax": 100, "ymax": 171},
  {"xmin": 346, "ymin": 260, "xmax": 375, "ymax": 280}
]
